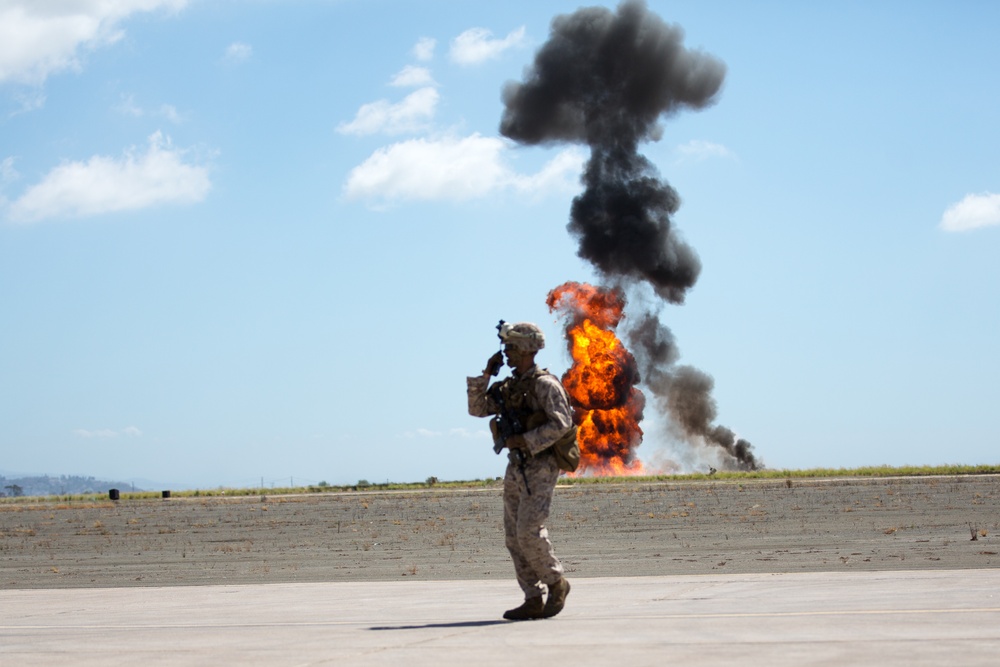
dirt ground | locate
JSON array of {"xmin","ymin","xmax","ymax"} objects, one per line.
[{"xmin": 2, "ymin": 475, "xmax": 999, "ymax": 590}]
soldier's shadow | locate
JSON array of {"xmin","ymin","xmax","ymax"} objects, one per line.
[{"xmin": 369, "ymin": 620, "xmax": 508, "ymax": 630}]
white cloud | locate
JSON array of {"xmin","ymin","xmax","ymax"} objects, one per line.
[
  {"xmin": 115, "ymin": 94, "xmax": 183, "ymax": 123},
  {"xmin": 7, "ymin": 131, "xmax": 210, "ymax": 224},
  {"xmin": 9, "ymin": 88, "xmax": 46, "ymax": 115},
  {"xmin": 343, "ymin": 134, "xmax": 584, "ymax": 205},
  {"xmin": 413, "ymin": 37, "xmax": 436, "ymax": 62},
  {"xmin": 1, "ymin": 156, "xmax": 17, "ymax": 184},
  {"xmin": 338, "ymin": 25, "xmax": 579, "ymax": 208},
  {"xmin": 224, "ymin": 41, "xmax": 252, "ymax": 64},
  {"xmin": 449, "ymin": 427, "xmax": 489, "ymax": 439},
  {"xmin": 73, "ymin": 426, "xmax": 142, "ymax": 439},
  {"xmin": 674, "ymin": 139, "xmax": 735, "ymax": 162},
  {"xmin": 158, "ymin": 103, "xmax": 182, "ymax": 123},
  {"xmin": 940, "ymin": 192, "xmax": 1000, "ymax": 232},
  {"xmin": 115, "ymin": 93, "xmax": 144, "ymax": 117},
  {"xmin": 344, "ymin": 135, "xmax": 504, "ymax": 202},
  {"xmin": 449, "ymin": 26, "xmax": 527, "ymax": 66},
  {"xmin": 390, "ymin": 65, "xmax": 436, "ymax": 88},
  {"xmin": 337, "ymin": 87, "xmax": 439, "ymax": 136},
  {"xmin": 523, "ymin": 147, "xmax": 588, "ymax": 193},
  {"xmin": 0, "ymin": 0, "xmax": 188, "ymax": 85}
]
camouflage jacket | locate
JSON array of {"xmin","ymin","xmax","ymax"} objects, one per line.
[{"xmin": 467, "ymin": 365, "xmax": 574, "ymax": 457}]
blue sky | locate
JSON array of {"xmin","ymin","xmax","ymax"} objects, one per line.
[{"xmin": 1, "ymin": 0, "xmax": 997, "ymax": 490}]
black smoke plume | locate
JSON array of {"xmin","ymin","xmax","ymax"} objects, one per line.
[
  {"xmin": 501, "ymin": 0, "xmax": 723, "ymax": 304},
  {"xmin": 501, "ymin": 0, "xmax": 759, "ymax": 470}
]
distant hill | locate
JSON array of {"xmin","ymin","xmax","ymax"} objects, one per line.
[{"xmin": 0, "ymin": 474, "xmax": 144, "ymax": 498}]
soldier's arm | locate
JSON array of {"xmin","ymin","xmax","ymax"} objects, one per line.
[{"xmin": 466, "ymin": 374, "xmax": 499, "ymax": 417}]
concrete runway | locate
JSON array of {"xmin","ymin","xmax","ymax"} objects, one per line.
[{"xmin": 3, "ymin": 569, "xmax": 999, "ymax": 666}]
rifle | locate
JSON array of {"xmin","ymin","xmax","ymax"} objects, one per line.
[
  {"xmin": 487, "ymin": 375, "xmax": 533, "ymax": 496},
  {"xmin": 487, "ymin": 383, "xmax": 524, "ymax": 455}
]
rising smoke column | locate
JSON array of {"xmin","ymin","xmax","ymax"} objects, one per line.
[
  {"xmin": 501, "ymin": 0, "xmax": 760, "ymax": 470},
  {"xmin": 500, "ymin": 0, "xmax": 720, "ymax": 304}
]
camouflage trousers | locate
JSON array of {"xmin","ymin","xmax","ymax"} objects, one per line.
[{"xmin": 503, "ymin": 450, "xmax": 564, "ymax": 599}]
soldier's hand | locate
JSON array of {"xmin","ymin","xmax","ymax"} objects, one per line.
[
  {"xmin": 506, "ymin": 434, "xmax": 528, "ymax": 451},
  {"xmin": 484, "ymin": 351, "xmax": 504, "ymax": 377}
]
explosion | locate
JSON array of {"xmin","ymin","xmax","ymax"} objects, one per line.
[
  {"xmin": 547, "ymin": 282, "xmax": 646, "ymax": 475},
  {"xmin": 503, "ymin": 1, "xmax": 760, "ymax": 473}
]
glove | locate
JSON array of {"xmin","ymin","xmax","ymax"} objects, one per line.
[{"xmin": 484, "ymin": 351, "xmax": 504, "ymax": 377}]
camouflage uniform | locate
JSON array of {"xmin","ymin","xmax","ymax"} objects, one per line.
[{"xmin": 467, "ymin": 367, "xmax": 574, "ymax": 601}]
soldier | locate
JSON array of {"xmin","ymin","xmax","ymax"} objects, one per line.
[{"xmin": 467, "ymin": 322, "xmax": 574, "ymax": 620}]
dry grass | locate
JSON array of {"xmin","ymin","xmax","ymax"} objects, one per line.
[{"xmin": 2, "ymin": 475, "xmax": 998, "ymax": 589}]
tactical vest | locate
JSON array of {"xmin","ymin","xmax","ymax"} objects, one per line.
[
  {"xmin": 494, "ymin": 367, "xmax": 580, "ymax": 472},
  {"xmin": 497, "ymin": 367, "xmax": 551, "ymax": 427}
]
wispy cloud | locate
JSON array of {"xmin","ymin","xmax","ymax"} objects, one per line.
[
  {"xmin": 6, "ymin": 131, "xmax": 210, "ymax": 224},
  {"xmin": 1, "ymin": 156, "xmax": 17, "ymax": 184},
  {"xmin": 337, "ymin": 87, "xmax": 439, "ymax": 136},
  {"xmin": 412, "ymin": 37, "xmax": 436, "ymax": 62},
  {"xmin": 224, "ymin": 41, "xmax": 252, "ymax": 64},
  {"xmin": 449, "ymin": 26, "xmax": 527, "ymax": 66},
  {"xmin": 390, "ymin": 65, "xmax": 436, "ymax": 88},
  {"xmin": 940, "ymin": 192, "xmax": 1000, "ymax": 232},
  {"xmin": 0, "ymin": 0, "xmax": 188, "ymax": 86},
  {"xmin": 159, "ymin": 104, "xmax": 182, "ymax": 124},
  {"xmin": 74, "ymin": 426, "xmax": 143, "ymax": 439},
  {"xmin": 674, "ymin": 139, "xmax": 736, "ymax": 163},
  {"xmin": 343, "ymin": 134, "xmax": 584, "ymax": 205},
  {"xmin": 8, "ymin": 88, "xmax": 46, "ymax": 116},
  {"xmin": 115, "ymin": 93, "xmax": 144, "ymax": 117},
  {"xmin": 115, "ymin": 94, "xmax": 184, "ymax": 123},
  {"xmin": 448, "ymin": 427, "xmax": 489, "ymax": 439}
]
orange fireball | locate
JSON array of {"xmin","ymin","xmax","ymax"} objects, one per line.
[{"xmin": 547, "ymin": 282, "xmax": 646, "ymax": 476}]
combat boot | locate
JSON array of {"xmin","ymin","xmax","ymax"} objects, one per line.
[
  {"xmin": 542, "ymin": 577, "xmax": 570, "ymax": 618},
  {"xmin": 503, "ymin": 596, "xmax": 545, "ymax": 621}
]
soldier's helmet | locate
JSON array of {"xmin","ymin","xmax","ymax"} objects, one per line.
[{"xmin": 499, "ymin": 321, "xmax": 545, "ymax": 352}]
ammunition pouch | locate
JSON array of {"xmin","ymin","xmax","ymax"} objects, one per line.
[
  {"xmin": 501, "ymin": 409, "xmax": 580, "ymax": 473},
  {"xmin": 549, "ymin": 424, "xmax": 580, "ymax": 472}
]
